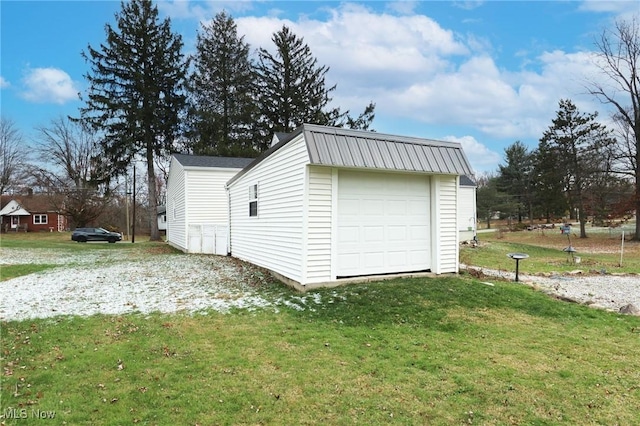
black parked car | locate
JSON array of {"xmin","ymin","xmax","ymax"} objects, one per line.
[{"xmin": 71, "ymin": 227, "xmax": 122, "ymax": 243}]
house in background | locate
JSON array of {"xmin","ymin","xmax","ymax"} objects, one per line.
[
  {"xmin": 226, "ymin": 124, "xmax": 474, "ymax": 290},
  {"xmin": 165, "ymin": 154, "xmax": 253, "ymax": 254},
  {"xmin": 0, "ymin": 195, "xmax": 69, "ymax": 233},
  {"xmin": 157, "ymin": 205, "xmax": 167, "ymax": 233},
  {"xmin": 458, "ymin": 175, "xmax": 477, "ymax": 241}
]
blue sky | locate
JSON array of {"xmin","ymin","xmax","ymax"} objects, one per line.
[{"xmin": 1, "ymin": 1, "xmax": 638, "ymax": 174}]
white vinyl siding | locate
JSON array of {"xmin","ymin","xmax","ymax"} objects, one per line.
[
  {"xmin": 166, "ymin": 155, "xmax": 241, "ymax": 253},
  {"xmin": 458, "ymin": 186, "xmax": 476, "ymax": 232},
  {"xmin": 432, "ymin": 175, "xmax": 459, "ymax": 273},
  {"xmin": 186, "ymin": 169, "xmax": 235, "ymax": 225},
  {"xmin": 229, "ymin": 135, "xmax": 309, "ymax": 283},
  {"xmin": 166, "ymin": 157, "xmax": 186, "ymax": 250},
  {"xmin": 305, "ymin": 166, "xmax": 333, "ymax": 283}
]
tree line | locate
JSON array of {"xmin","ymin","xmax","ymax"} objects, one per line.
[
  {"xmin": 477, "ymin": 16, "xmax": 640, "ymax": 241},
  {"xmin": 1, "ymin": 0, "xmax": 375, "ymax": 238}
]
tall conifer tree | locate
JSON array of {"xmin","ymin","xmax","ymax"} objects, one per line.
[
  {"xmin": 539, "ymin": 99, "xmax": 616, "ymax": 238},
  {"xmin": 187, "ymin": 11, "xmax": 257, "ymax": 157},
  {"xmin": 254, "ymin": 25, "xmax": 339, "ymax": 151},
  {"xmin": 80, "ymin": 0, "xmax": 187, "ymax": 241}
]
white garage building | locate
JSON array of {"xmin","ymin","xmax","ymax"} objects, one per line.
[
  {"xmin": 166, "ymin": 154, "xmax": 253, "ymax": 254},
  {"xmin": 226, "ymin": 124, "xmax": 474, "ymax": 290},
  {"xmin": 458, "ymin": 175, "xmax": 477, "ymax": 241}
]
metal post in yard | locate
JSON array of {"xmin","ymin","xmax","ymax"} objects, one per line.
[{"xmin": 132, "ymin": 163, "xmax": 136, "ymax": 244}]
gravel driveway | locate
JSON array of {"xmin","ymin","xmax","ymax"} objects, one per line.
[
  {"xmin": 2, "ymin": 247, "xmax": 639, "ymax": 322},
  {"xmin": 462, "ymin": 264, "xmax": 640, "ymax": 313},
  {"xmin": 0, "ymin": 248, "xmax": 280, "ymax": 322}
]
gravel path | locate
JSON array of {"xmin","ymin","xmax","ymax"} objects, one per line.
[
  {"xmin": 2, "ymin": 248, "xmax": 639, "ymax": 321},
  {"xmin": 0, "ymin": 248, "xmax": 278, "ymax": 322},
  {"xmin": 462, "ymin": 264, "xmax": 640, "ymax": 313}
]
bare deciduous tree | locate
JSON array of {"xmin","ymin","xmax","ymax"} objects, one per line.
[
  {"xmin": 33, "ymin": 117, "xmax": 113, "ymax": 227},
  {"xmin": 588, "ymin": 15, "xmax": 640, "ymax": 240},
  {"xmin": 0, "ymin": 117, "xmax": 27, "ymax": 195}
]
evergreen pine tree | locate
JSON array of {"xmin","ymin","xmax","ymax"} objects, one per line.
[
  {"xmin": 80, "ymin": 0, "xmax": 188, "ymax": 241},
  {"xmin": 539, "ymin": 99, "xmax": 616, "ymax": 238},
  {"xmin": 187, "ymin": 11, "xmax": 258, "ymax": 157},
  {"xmin": 254, "ymin": 25, "xmax": 338, "ymax": 151}
]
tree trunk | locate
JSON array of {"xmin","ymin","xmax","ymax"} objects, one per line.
[
  {"xmin": 578, "ymin": 202, "xmax": 587, "ymax": 238},
  {"xmin": 146, "ymin": 141, "xmax": 160, "ymax": 242},
  {"xmin": 635, "ymin": 170, "xmax": 640, "ymax": 241},
  {"xmin": 635, "ymin": 145, "xmax": 640, "ymax": 241}
]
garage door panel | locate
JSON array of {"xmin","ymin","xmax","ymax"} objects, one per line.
[
  {"xmin": 363, "ymin": 252, "xmax": 385, "ymax": 268},
  {"xmin": 337, "ymin": 170, "xmax": 431, "ymax": 277},
  {"xmin": 338, "ymin": 253, "xmax": 360, "ymax": 270},
  {"xmin": 338, "ymin": 226, "xmax": 359, "ymax": 243},
  {"xmin": 387, "ymin": 225, "xmax": 406, "ymax": 241},
  {"xmin": 410, "ymin": 225, "xmax": 429, "ymax": 241},
  {"xmin": 362, "ymin": 199, "xmax": 384, "ymax": 214},
  {"xmin": 411, "ymin": 250, "xmax": 430, "ymax": 264},
  {"xmin": 339, "ymin": 199, "xmax": 360, "ymax": 216},
  {"xmin": 408, "ymin": 199, "xmax": 428, "ymax": 214},
  {"xmin": 388, "ymin": 251, "xmax": 408, "ymax": 267},
  {"xmin": 364, "ymin": 226, "xmax": 384, "ymax": 242},
  {"xmin": 388, "ymin": 200, "xmax": 407, "ymax": 215}
]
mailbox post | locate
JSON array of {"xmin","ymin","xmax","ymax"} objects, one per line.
[{"xmin": 507, "ymin": 253, "xmax": 529, "ymax": 282}]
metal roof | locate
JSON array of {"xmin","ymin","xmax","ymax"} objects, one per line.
[
  {"xmin": 459, "ymin": 175, "xmax": 477, "ymax": 187},
  {"xmin": 302, "ymin": 124, "xmax": 474, "ymax": 175},
  {"xmin": 228, "ymin": 124, "xmax": 475, "ymax": 186},
  {"xmin": 173, "ymin": 154, "xmax": 254, "ymax": 169}
]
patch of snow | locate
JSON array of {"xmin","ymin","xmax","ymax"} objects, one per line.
[{"xmin": 0, "ymin": 249, "xmax": 276, "ymax": 321}]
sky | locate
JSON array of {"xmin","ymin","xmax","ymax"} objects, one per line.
[{"xmin": 1, "ymin": 1, "xmax": 638, "ymax": 174}]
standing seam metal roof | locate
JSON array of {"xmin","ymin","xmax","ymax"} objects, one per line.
[
  {"xmin": 303, "ymin": 124, "xmax": 474, "ymax": 175},
  {"xmin": 227, "ymin": 124, "xmax": 475, "ymax": 186}
]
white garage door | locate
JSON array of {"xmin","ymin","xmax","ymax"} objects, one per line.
[{"xmin": 337, "ymin": 170, "xmax": 431, "ymax": 277}]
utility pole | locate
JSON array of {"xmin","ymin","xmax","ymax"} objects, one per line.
[
  {"xmin": 125, "ymin": 174, "xmax": 130, "ymax": 241},
  {"xmin": 132, "ymin": 163, "xmax": 136, "ymax": 243}
]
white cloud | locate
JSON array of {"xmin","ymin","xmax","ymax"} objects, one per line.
[
  {"xmin": 158, "ymin": 0, "xmax": 255, "ymax": 21},
  {"xmin": 216, "ymin": 3, "xmax": 620, "ymax": 151},
  {"xmin": 385, "ymin": 1, "xmax": 419, "ymax": 15},
  {"xmin": 21, "ymin": 67, "xmax": 79, "ymax": 104},
  {"xmin": 443, "ymin": 135, "xmax": 502, "ymax": 173},
  {"xmin": 0, "ymin": 76, "xmax": 9, "ymax": 89}
]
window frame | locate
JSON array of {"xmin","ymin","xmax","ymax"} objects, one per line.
[
  {"xmin": 249, "ymin": 183, "xmax": 258, "ymax": 217},
  {"xmin": 33, "ymin": 214, "xmax": 48, "ymax": 225}
]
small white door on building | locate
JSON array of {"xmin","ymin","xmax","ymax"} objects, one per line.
[
  {"xmin": 188, "ymin": 224, "xmax": 202, "ymax": 253},
  {"xmin": 215, "ymin": 226, "xmax": 228, "ymax": 255},
  {"xmin": 202, "ymin": 224, "xmax": 216, "ymax": 254},
  {"xmin": 188, "ymin": 224, "xmax": 228, "ymax": 255},
  {"xmin": 337, "ymin": 170, "xmax": 431, "ymax": 277}
]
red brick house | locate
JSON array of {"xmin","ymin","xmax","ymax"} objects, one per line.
[{"xmin": 0, "ymin": 195, "xmax": 70, "ymax": 232}]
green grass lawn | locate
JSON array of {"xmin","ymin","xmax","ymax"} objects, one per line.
[
  {"xmin": 0, "ymin": 231, "xmax": 168, "ymax": 252},
  {"xmin": 461, "ymin": 229, "xmax": 640, "ymax": 275},
  {"xmin": 1, "ymin": 232, "xmax": 639, "ymax": 424},
  {"xmin": 0, "ymin": 232, "xmax": 179, "ymax": 282},
  {"xmin": 2, "ymin": 277, "xmax": 639, "ymax": 425}
]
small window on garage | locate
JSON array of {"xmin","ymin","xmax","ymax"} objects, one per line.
[
  {"xmin": 33, "ymin": 214, "xmax": 48, "ymax": 224},
  {"xmin": 249, "ymin": 184, "xmax": 258, "ymax": 217}
]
